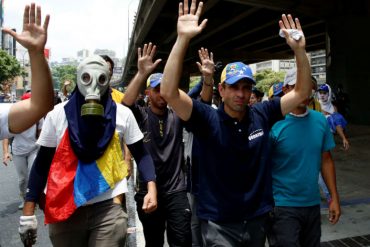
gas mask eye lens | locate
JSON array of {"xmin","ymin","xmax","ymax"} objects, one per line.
[
  {"xmin": 81, "ymin": 73, "xmax": 91, "ymax": 84},
  {"xmin": 98, "ymin": 74, "xmax": 107, "ymax": 85}
]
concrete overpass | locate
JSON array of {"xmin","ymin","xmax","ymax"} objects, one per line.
[{"xmin": 122, "ymin": 0, "xmax": 370, "ymax": 124}]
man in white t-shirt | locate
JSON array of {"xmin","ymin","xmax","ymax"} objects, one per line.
[
  {"xmin": 2, "ymin": 116, "xmax": 43, "ymax": 210},
  {"xmin": 18, "ymin": 56, "xmax": 157, "ymax": 247},
  {"xmin": 1, "ymin": 3, "xmax": 54, "ymax": 140}
]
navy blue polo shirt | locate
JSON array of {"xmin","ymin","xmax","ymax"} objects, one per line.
[{"xmin": 185, "ymin": 98, "xmax": 283, "ymax": 222}]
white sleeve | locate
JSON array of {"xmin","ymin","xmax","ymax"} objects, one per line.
[
  {"xmin": 36, "ymin": 111, "xmax": 57, "ymax": 147},
  {"xmin": 123, "ymin": 108, "xmax": 143, "ymax": 145},
  {"xmin": 38, "ymin": 118, "xmax": 44, "ymax": 130},
  {"xmin": 0, "ymin": 104, "xmax": 13, "ymax": 140}
]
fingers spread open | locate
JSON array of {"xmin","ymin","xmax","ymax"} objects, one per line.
[
  {"xmin": 190, "ymin": 0, "xmax": 197, "ymax": 15},
  {"xmin": 23, "ymin": 5, "xmax": 30, "ymax": 30},
  {"xmin": 149, "ymin": 43, "xmax": 157, "ymax": 58},
  {"xmin": 36, "ymin": 6, "xmax": 41, "ymax": 26},
  {"xmin": 179, "ymin": 2, "xmax": 184, "ymax": 16},
  {"xmin": 295, "ymin": 18, "xmax": 302, "ymax": 31},
  {"xmin": 30, "ymin": 3, "xmax": 36, "ymax": 24},
  {"xmin": 183, "ymin": 0, "xmax": 189, "ymax": 14},
  {"xmin": 287, "ymin": 14, "xmax": 296, "ymax": 29},
  {"xmin": 281, "ymin": 14, "xmax": 289, "ymax": 29},
  {"xmin": 43, "ymin": 15, "xmax": 50, "ymax": 32},
  {"xmin": 195, "ymin": 1, "xmax": 204, "ymax": 17},
  {"xmin": 137, "ymin": 47, "xmax": 142, "ymax": 59}
]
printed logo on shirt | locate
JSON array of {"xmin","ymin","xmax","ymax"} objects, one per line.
[
  {"xmin": 142, "ymin": 131, "xmax": 151, "ymax": 143},
  {"xmin": 248, "ymin": 129, "xmax": 264, "ymax": 141}
]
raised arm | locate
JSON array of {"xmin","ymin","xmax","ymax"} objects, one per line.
[
  {"xmin": 122, "ymin": 43, "xmax": 161, "ymax": 106},
  {"xmin": 279, "ymin": 14, "xmax": 311, "ymax": 115},
  {"xmin": 160, "ymin": 0, "xmax": 207, "ymax": 121},
  {"xmin": 3, "ymin": 3, "xmax": 53, "ymax": 134},
  {"xmin": 196, "ymin": 47, "xmax": 215, "ymax": 103}
]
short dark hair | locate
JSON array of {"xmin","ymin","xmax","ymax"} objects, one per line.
[
  {"xmin": 100, "ymin": 55, "xmax": 114, "ymax": 69},
  {"xmin": 311, "ymin": 75, "xmax": 318, "ymax": 90}
]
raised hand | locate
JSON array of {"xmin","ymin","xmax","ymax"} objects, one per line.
[
  {"xmin": 2, "ymin": 3, "xmax": 50, "ymax": 54},
  {"xmin": 137, "ymin": 43, "xmax": 162, "ymax": 76},
  {"xmin": 178, "ymin": 0, "xmax": 207, "ymax": 40},
  {"xmin": 279, "ymin": 14, "xmax": 305, "ymax": 52},
  {"xmin": 196, "ymin": 47, "xmax": 215, "ymax": 78}
]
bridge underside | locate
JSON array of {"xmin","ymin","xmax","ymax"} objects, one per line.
[{"xmin": 123, "ymin": 0, "xmax": 370, "ymax": 124}]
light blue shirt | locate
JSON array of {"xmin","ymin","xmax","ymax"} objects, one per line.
[{"xmin": 270, "ymin": 110, "xmax": 335, "ymax": 207}]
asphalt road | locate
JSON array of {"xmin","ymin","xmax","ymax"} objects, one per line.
[
  {"xmin": 0, "ymin": 140, "xmax": 142, "ymax": 247},
  {"xmin": 0, "ymin": 140, "xmax": 52, "ymax": 247}
]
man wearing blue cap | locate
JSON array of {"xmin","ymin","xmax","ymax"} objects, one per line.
[
  {"xmin": 122, "ymin": 43, "xmax": 191, "ymax": 246},
  {"xmin": 160, "ymin": 0, "xmax": 313, "ymax": 246}
]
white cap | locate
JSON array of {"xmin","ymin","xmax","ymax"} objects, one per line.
[{"xmin": 283, "ymin": 68, "xmax": 297, "ymax": 86}]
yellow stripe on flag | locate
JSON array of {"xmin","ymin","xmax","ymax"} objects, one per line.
[{"xmin": 96, "ymin": 131, "xmax": 128, "ymax": 188}]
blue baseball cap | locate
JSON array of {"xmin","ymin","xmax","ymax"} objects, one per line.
[
  {"xmin": 220, "ymin": 62, "xmax": 256, "ymax": 85},
  {"xmin": 273, "ymin": 82, "xmax": 284, "ymax": 96},
  {"xmin": 146, "ymin": 73, "xmax": 163, "ymax": 88},
  {"xmin": 318, "ymin": 84, "xmax": 329, "ymax": 92}
]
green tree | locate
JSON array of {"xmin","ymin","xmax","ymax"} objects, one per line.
[
  {"xmin": 189, "ymin": 76, "xmax": 202, "ymax": 90},
  {"xmin": 51, "ymin": 64, "xmax": 77, "ymax": 92},
  {"xmin": 255, "ymin": 69, "xmax": 286, "ymax": 93},
  {"xmin": 0, "ymin": 49, "xmax": 23, "ymax": 87}
]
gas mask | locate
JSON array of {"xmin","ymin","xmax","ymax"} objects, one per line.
[{"xmin": 77, "ymin": 56, "xmax": 110, "ymax": 116}]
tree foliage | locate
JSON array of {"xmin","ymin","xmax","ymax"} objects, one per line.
[
  {"xmin": 0, "ymin": 49, "xmax": 23, "ymax": 86},
  {"xmin": 51, "ymin": 65, "xmax": 77, "ymax": 92},
  {"xmin": 255, "ymin": 69, "xmax": 286, "ymax": 93}
]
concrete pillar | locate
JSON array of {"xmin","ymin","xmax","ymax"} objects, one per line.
[{"xmin": 326, "ymin": 15, "xmax": 370, "ymax": 124}]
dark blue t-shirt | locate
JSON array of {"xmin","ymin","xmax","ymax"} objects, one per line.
[{"xmin": 185, "ymin": 98, "xmax": 283, "ymax": 222}]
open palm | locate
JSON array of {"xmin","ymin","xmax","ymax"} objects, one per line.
[
  {"xmin": 137, "ymin": 43, "xmax": 162, "ymax": 75},
  {"xmin": 177, "ymin": 0, "xmax": 207, "ymax": 39},
  {"xmin": 196, "ymin": 48, "xmax": 214, "ymax": 77},
  {"xmin": 3, "ymin": 4, "xmax": 49, "ymax": 53},
  {"xmin": 279, "ymin": 14, "xmax": 305, "ymax": 51}
]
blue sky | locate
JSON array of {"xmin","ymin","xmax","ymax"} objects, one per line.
[{"xmin": 3, "ymin": 0, "xmax": 139, "ymax": 62}]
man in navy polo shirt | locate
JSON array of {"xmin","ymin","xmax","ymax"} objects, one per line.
[{"xmin": 160, "ymin": 0, "xmax": 312, "ymax": 246}]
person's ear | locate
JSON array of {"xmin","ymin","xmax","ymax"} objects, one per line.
[
  {"xmin": 282, "ymin": 86, "xmax": 288, "ymax": 95},
  {"xmin": 218, "ymin": 83, "xmax": 225, "ymax": 98}
]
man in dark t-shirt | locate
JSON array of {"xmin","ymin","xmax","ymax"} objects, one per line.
[{"xmin": 122, "ymin": 43, "xmax": 190, "ymax": 246}]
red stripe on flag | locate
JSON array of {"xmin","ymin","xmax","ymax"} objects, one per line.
[{"xmin": 44, "ymin": 129, "xmax": 78, "ymax": 224}]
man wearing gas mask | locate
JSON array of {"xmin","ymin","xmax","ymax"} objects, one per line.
[{"xmin": 19, "ymin": 55, "xmax": 157, "ymax": 247}]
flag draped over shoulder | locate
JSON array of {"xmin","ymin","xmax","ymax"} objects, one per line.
[{"xmin": 44, "ymin": 129, "xmax": 128, "ymax": 224}]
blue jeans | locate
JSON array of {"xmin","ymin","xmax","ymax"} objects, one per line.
[
  {"xmin": 200, "ymin": 213, "xmax": 272, "ymax": 247},
  {"xmin": 268, "ymin": 205, "xmax": 321, "ymax": 247}
]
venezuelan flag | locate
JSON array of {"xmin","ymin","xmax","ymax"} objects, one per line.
[{"xmin": 44, "ymin": 129, "xmax": 128, "ymax": 224}]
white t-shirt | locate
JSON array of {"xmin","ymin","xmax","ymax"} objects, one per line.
[
  {"xmin": 0, "ymin": 103, "xmax": 13, "ymax": 140},
  {"xmin": 12, "ymin": 119, "xmax": 44, "ymax": 155},
  {"xmin": 37, "ymin": 101, "xmax": 143, "ymax": 205}
]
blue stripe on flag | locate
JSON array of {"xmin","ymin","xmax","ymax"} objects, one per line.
[{"xmin": 73, "ymin": 160, "xmax": 110, "ymax": 207}]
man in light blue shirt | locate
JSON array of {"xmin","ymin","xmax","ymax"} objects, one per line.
[{"xmin": 269, "ymin": 68, "xmax": 341, "ymax": 247}]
